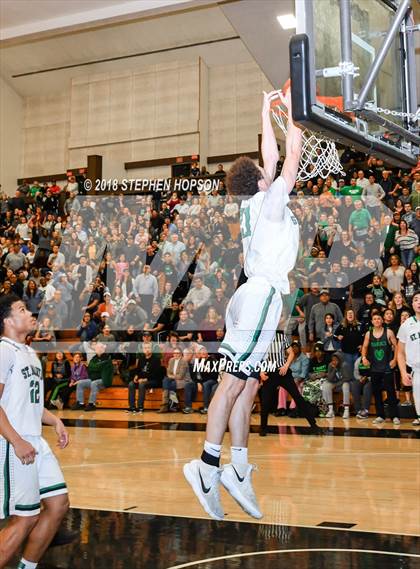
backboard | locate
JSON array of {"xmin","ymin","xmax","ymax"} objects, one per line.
[{"xmin": 292, "ymin": 0, "xmax": 419, "ymax": 167}]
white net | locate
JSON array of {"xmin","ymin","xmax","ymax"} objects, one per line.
[{"xmin": 271, "ymin": 104, "xmax": 344, "ymax": 182}]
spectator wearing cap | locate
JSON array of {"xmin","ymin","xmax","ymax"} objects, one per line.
[
  {"xmin": 121, "ymin": 299, "xmax": 148, "ymax": 330},
  {"xmin": 72, "ymin": 342, "xmax": 114, "ymax": 411},
  {"xmin": 308, "ymin": 289, "xmax": 343, "ymax": 343},
  {"xmin": 94, "ymin": 290, "xmax": 116, "ymax": 320}
]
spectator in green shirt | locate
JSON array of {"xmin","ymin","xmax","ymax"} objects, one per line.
[
  {"xmin": 349, "ymin": 200, "xmax": 371, "ymax": 245},
  {"xmin": 340, "ymin": 178, "xmax": 363, "ymax": 202}
]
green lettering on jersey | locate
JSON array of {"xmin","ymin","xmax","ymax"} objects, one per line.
[
  {"xmin": 29, "ymin": 379, "xmax": 40, "ymax": 404},
  {"xmin": 240, "ymin": 206, "xmax": 251, "ymax": 239}
]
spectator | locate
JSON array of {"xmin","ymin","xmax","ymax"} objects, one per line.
[
  {"xmin": 383, "ymin": 255, "xmax": 406, "ymax": 294},
  {"xmin": 45, "ymin": 351, "xmax": 71, "ymax": 408},
  {"xmin": 214, "ymin": 163, "xmax": 226, "ymax": 178},
  {"xmin": 401, "ymin": 268, "xmax": 418, "ymax": 302},
  {"xmin": 367, "ymin": 274, "xmax": 391, "ymax": 307},
  {"xmin": 133, "ymin": 264, "xmax": 159, "ymax": 316},
  {"xmin": 361, "ymin": 175, "xmax": 385, "ymax": 219},
  {"xmin": 4, "ymin": 243, "xmax": 26, "ymax": 272},
  {"xmin": 322, "ymin": 351, "xmax": 352, "ymax": 418},
  {"xmin": 349, "ymin": 199, "xmax": 371, "ymax": 247},
  {"xmin": 57, "ymin": 352, "xmax": 89, "ymax": 409},
  {"xmin": 159, "ymin": 348, "xmax": 189, "ymax": 413},
  {"xmin": 308, "ymin": 289, "xmax": 343, "ymax": 342},
  {"xmin": 277, "ymin": 340, "xmax": 310, "ymax": 417},
  {"xmin": 336, "ymin": 307, "xmax": 363, "ymax": 374},
  {"xmin": 352, "ymin": 354, "xmax": 373, "ymax": 419},
  {"xmin": 23, "ymin": 278, "xmax": 44, "ymax": 316},
  {"xmin": 394, "ymin": 220, "xmax": 418, "ymax": 267},
  {"xmin": 72, "ymin": 342, "xmax": 114, "ymax": 411},
  {"xmin": 127, "ymin": 342, "xmax": 163, "ymax": 413},
  {"xmin": 321, "ymin": 313, "xmax": 341, "ymax": 359},
  {"xmin": 184, "ymin": 347, "xmax": 218, "ymax": 414},
  {"xmin": 361, "ymin": 313, "xmax": 399, "ymax": 425}
]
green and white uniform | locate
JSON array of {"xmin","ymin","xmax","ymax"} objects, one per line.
[
  {"xmin": 397, "ymin": 316, "xmax": 420, "ymax": 417},
  {"xmin": 219, "ymin": 176, "xmax": 299, "ymax": 378},
  {"xmin": 0, "ymin": 337, "xmax": 67, "ymax": 519}
]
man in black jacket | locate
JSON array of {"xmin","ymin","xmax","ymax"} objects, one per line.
[{"xmin": 127, "ymin": 342, "xmax": 163, "ymax": 413}]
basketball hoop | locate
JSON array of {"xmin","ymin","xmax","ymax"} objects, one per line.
[{"xmin": 270, "ymin": 96, "xmax": 345, "ymax": 182}]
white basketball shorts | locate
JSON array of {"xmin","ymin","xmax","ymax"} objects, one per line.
[
  {"xmin": 0, "ymin": 435, "xmax": 67, "ymax": 519},
  {"xmin": 218, "ymin": 276, "xmax": 283, "ymax": 379}
]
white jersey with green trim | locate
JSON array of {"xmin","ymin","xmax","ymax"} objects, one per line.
[
  {"xmin": 0, "ymin": 337, "xmax": 44, "ymax": 437},
  {"xmin": 397, "ymin": 316, "xmax": 420, "ymax": 370},
  {"xmin": 239, "ymin": 175, "xmax": 299, "ymax": 294}
]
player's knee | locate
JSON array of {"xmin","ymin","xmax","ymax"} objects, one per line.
[
  {"xmin": 44, "ymin": 494, "xmax": 69, "ymax": 519},
  {"xmin": 10, "ymin": 513, "xmax": 40, "ymax": 533},
  {"xmin": 220, "ymin": 376, "xmax": 245, "ymax": 398}
]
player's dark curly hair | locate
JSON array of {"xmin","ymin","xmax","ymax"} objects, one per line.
[
  {"xmin": 0, "ymin": 294, "xmax": 22, "ymax": 335},
  {"xmin": 226, "ymin": 156, "xmax": 262, "ymax": 197}
]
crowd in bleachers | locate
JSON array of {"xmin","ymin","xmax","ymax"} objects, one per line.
[{"xmin": 0, "ymin": 150, "xmax": 419, "ymax": 421}]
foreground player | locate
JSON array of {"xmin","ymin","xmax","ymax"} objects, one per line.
[
  {"xmin": 0, "ymin": 294, "xmax": 69, "ymax": 569},
  {"xmin": 184, "ymin": 86, "xmax": 303, "ymax": 520},
  {"xmin": 397, "ymin": 289, "xmax": 420, "ymax": 426}
]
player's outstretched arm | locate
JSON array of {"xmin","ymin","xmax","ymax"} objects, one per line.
[
  {"xmin": 260, "ymin": 90, "xmax": 281, "ymax": 187},
  {"xmin": 280, "ymin": 86, "xmax": 303, "ymax": 193}
]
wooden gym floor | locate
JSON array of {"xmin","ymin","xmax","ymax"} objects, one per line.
[{"xmin": 5, "ymin": 409, "xmax": 420, "ymax": 568}]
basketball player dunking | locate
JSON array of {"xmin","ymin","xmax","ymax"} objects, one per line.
[
  {"xmin": 184, "ymin": 85, "xmax": 303, "ymax": 520},
  {"xmin": 0, "ymin": 294, "xmax": 69, "ymax": 569}
]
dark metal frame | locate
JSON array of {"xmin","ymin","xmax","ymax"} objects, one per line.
[{"xmin": 292, "ymin": 0, "xmax": 419, "ymax": 167}]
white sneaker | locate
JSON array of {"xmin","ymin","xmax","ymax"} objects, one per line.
[
  {"xmin": 326, "ymin": 409, "xmax": 335, "ymax": 418},
  {"xmin": 220, "ymin": 463, "xmax": 263, "ymax": 519},
  {"xmin": 342, "ymin": 408, "xmax": 350, "ymax": 419},
  {"xmin": 393, "ymin": 417, "xmax": 401, "ymax": 425},
  {"xmin": 372, "ymin": 417, "xmax": 385, "ymax": 424},
  {"xmin": 183, "ymin": 460, "xmax": 224, "ymax": 521},
  {"xmin": 412, "ymin": 418, "xmax": 420, "ymax": 426}
]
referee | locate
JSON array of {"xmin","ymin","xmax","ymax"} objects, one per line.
[{"xmin": 259, "ymin": 330, "xmax": 321, "ymax": 436}]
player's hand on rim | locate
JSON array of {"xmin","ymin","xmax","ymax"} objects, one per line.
[
  {"xmin": 262, "ymin": 90, "xmax": 282, "ymax": 114},
  {"xmin": 13, "ymin": 437, "xmax": 37, "ymax": 465}
]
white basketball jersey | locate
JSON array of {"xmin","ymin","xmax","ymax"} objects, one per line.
[
  {"xmin": 0, "ymin": 337, "xmax": 44, "ymax": 437},
  {"xmin": 397, "ymin": 316, "xmax": 420, "ymax": 370},
  {"xmin": 239, "ymin": 176, "xmax": 299, "ymax": 294}
]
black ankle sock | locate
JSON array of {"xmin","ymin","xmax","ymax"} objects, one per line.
[{"xmin": 201, "ymin": 450, "xmax": 220, "ymax": 467}]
